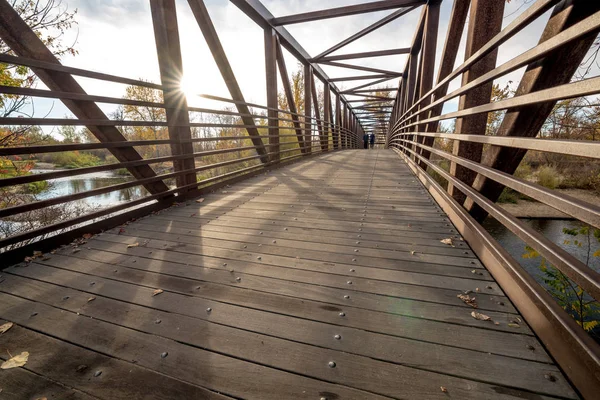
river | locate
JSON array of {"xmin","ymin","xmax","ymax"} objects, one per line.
[{"xmin": 32, "ymin": 169, "xmax": 149, "ymax": 207}]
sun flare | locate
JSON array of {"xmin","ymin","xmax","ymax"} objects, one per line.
[{"xmin": 180, "ymin": 74, "xmax": 202, "ymax": 101}]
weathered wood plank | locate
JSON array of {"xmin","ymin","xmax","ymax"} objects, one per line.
[{"xmin": 0, "ymin": 318, "xmax": 230, "ymax": 400}]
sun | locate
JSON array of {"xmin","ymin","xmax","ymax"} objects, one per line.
[{"xmin": 179, "ymin": 74, "xmax": 202, "ymax": 101}]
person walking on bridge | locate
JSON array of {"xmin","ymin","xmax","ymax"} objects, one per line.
[
  {"xmin": 369, "ymin": 133, "xmax": 375, "ymax": 149},
  {"xmin": 363, "ymin": 133, "xmax": 369, "ymax": 149}
]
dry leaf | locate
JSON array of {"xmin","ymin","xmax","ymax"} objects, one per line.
[
  {"xmin": 457, "ymin": 294, "xmax": 478, "ymax": 308},
  {"xmin": 82, "ymin": 233, "xmax": 93, "ymax": 239},
  {"xmin": 36, "ymin": 397, "xmax": 48, "ymax": 400},
  {"xmin": 440, "ymin": 238, "xmax": 454, "ymax": 246},
  {"xmin": 0, "ymin": 322, "xmax": 13, "ymax": 334},
  {"xmin": 471, "ymin": 311, "xmax": 491, "ymax": 321},
  {"xmin": 152, "ymin": 289, "xmax": 163, "ymax": 297},
  {"xmin": 87, "ymin": 297, "xmax": 96, "ymax": 303},
  {"xmin": 440, "ymin": 386, "xmax": 448, "ymax": 393},
  {"xmin": 508, "ymin": 323, "xmax": 520, "ymax": 328},
  {"xmin": 1, "ymin": 352, "xmax": 29, "ymax": 369},
  {"xmin": 127, "ymin": 243, "xmax": 139, "ymax": 249},
  {"xmin": 24, "ymin": 257, "xmax": 33, "ymax": 263},
  {"xmin": 196, "ymin": 198, "xmax": 205, "ymax": 203},
  {"xmin": 33, "ymin": 251, "xmax": 43, "ymax": 257}
]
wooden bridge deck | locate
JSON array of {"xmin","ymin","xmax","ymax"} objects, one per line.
[{"xmin": 0, "ymin": 150, "xmax": 577, "ymax": 399}]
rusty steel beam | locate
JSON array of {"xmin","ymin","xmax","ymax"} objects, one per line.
[
  {"xmin": 467, "ymin": 0, "xmax": 600, "ymax": 222},
  {"xmin": 447, "ymin": 0, "xmax": 505, "ymax": 204},
  {"xmin": 312, "ymin": 48, "xmax": 410, "ymax": 63},
  {"xmin": 150, "ymin": 0, "xmax": 196, "ymax": 189},
  {"xmin": 271, "ymin": 0, "xmax": 425, "ymax": 26},
  {"xmin": 313, "ymin": 6, "xmax": 419, "ymax": 60},
  {"xmin": 275, "ymin": 36, "xmax": 305, "ymax": 153},
  {"xmin": 323, "ymin": 83, "xmax": 331, "ymax": 151},
  {"xmin": 304, "ymin": 64, "xmax": 313, "ymax": 154},
  {"xmin": 414, "ymin": 0, "xmax": 441, "ymax": 168},
  {"xmin": 265, "ymin": 27, "xmax": 279, "ymax": 163},
  {"xmin": 419, "ymin": 0, "xmax": 470, "ymax": 163},
  {"xmin": 317, "ymin": 60, "xmax": 401, "ymax": 76},
  {"xmin": 0, "ymin": 0, "xmax": 170, "ymax": 195},
  {"xmin": 187, "ymin": 0, "xmax": 268, "ymax": 163},
  {"xmin": 310, "ymin": 74, "xmax": 324, "ymax": 144}
]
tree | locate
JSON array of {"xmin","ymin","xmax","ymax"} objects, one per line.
[{"xmin": 1, "ymin": 0, "xmax": 78, "ymax": 120}]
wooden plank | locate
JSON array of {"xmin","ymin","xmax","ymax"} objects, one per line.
[
  {"xmin": 0, "ymin": 293, "xmax": 384, "ymax": 400},
  {"xmin": 0, "ymin": 365, "xmax": 99, "ymax": 400},
  {"xmin": 0, "ymin": 277, "xmax": 572, "ymax": 399},
  {"xmin": 134, "ymin": 216, "xmax": 475, "ymax": 257},
  {"xmin": 0, "ymin": 317, "xmax": 229, "ymax": 400},
  {"xmin": 4, "ymin": 263, "xmax": 546, "ymax": 361}
]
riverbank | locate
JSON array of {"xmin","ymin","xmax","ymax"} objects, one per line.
[{"xmin": 499, "ymin": 189, "xmax": 599, "ymax": 218}]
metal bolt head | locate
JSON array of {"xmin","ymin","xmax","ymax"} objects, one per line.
[
  {"xmin": 328, "ymin": 361, "xmax": 336, "ymax": 368},
  {"xmin": 343, "ymin": 295, "xmax": 350, "ymax": 299},
  {"xmin": 223, "ymin": 263, "xmax": 227, "ymax": 267},
  {"xmin": 236, "ymin": 277, "xmax": 241, "ymax": 282},
  {"xmin": 257, "ymin": 256, "xmax": 262, "ymax": 260},
  {"xmin": 94, "ymin": 370, "xmax": 102, "ymax": 377},
  {"xmin": 155, "ymin": 319, "xmax": 162, "ymax": 324},
  {"xmin": 334, "ymin": 334, "xmax": 341, "ymax": 340},
  {"xmin": 206, "ymin": 307, "xmax": 212, "ymax": 313},
  {"xmin": 339, "ymin": 312, "xmax": 345, "ymax": 317},
  {"xmin": 161, "ymin": 352, "xmax": 168, "ymax": 359},
  {"xmin": 347, "ymin": 281, "xmax": 352, "ymax": 285},
  {"xmin": 349, "ymin": 269, "xmax": 355, "ymax": 272},
  {"xmin": 260, "ymin": 231, "xmax": 263, "ymax": 235},
  {"xmin": 272, "ymin": 240, "xmax": 276, "ymax": 244}
]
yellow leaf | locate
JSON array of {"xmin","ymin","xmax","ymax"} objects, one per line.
[
  {"xmin": 440, "ymin": 238, "xmax": 454, "ymax": 246},
  {"xmin": 127, "ymin": 243, "xmax": 139, "ymax": 249},
  {"xmin": 152, "ymin": 289, "xmax": 163, "ymax": 297},
  {"xmin": 87, "ymin": 297, "xmax": 96, "ymax": 303},
  {"xmin": 0, "ymin": 322, "xmax": 13, "ymax": 334},
  {"xmin": 1, "ymin": 351, "xmax": 29, "ymax": 369},
  {"xmin": 470, "ymin": 311, "xmax": 491, "ymax": 321}
]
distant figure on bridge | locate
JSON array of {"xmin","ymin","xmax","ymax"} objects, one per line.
[
  {"xmin": 363, "ymin": 133, "xmax": 369, "ymax": 149},
  {"xmin": 369, "ymin": 133, "xmax": 375, "ymax": 149}
]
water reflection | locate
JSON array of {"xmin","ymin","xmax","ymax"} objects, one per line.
[{"xmin": 33, "ymin": 170, "xmax": 149, "ymax": 208}]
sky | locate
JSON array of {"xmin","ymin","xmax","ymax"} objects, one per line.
[{"xmin": 11, "ymin": 0, "xmax": 599, "ymax": 134}]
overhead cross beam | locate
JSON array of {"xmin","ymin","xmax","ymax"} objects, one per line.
[
  {"xmin": 271, "ymin": 0, "xmax": 425, "ymax": 26},
  {"xmin": 311, "ymin": 48, "xmax": 410, "ymax": 62},
  {"xmin": 313, "ymin": 6, "xmax": 420, "ymax": 60}
]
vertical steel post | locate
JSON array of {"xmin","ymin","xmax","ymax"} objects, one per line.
[
  {"xmin": 447, "ymin": 0, "xmax": 505, "ymax": 204},
  {"xmin": 265, "ymin": 27, "xmax": 279, "ymax": 162},
  {"xmin": 150, "ymin": 0, "xmax": 196, "ymax": 189},
  {"xmin": 323, "ymin": 82, "xmax": 331, "ymax": 151},
  {"xmin": 304, "ymin": 64, "xmax": 313, "ymax": 154}
]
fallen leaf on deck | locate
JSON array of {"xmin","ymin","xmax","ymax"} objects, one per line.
[
  {"xmin": 508, "ymin": 323, "xmax": 520, "ymax": 328},
  {"xmin": 33, "ymin": 251, "xmax": 42, "ymax": 257},
  {"xmin": 471, "ymin": 311, "xmax": 491, "ymax": 321},
  {"xmin": 457, "ymin": 294, "xmax": 478, "ymax": 308},
  {"xmin": 190, "ymin": 213, "xmax": 197, "ymax": 217},
  {"xmin": 24, "ymin": 257, "xmax": 33, "ymax": 263},
  {"xmin": 118, "ymin": 228, "xmax": 126, "ymax": 235},
  {"xmin": 1, "ymin": 352, "xmax": 29, "ymax": 369},
  {"xmin": 127, "ymin": 243, "xmax": 139, "ymax": 249},
  {"xmin": 152, "ymin": 289, "xmax": 163, "ymax": 296},
  {"xmin": 196, "ymin": 198, "xmax": 205, "ymax": 203},
  {"xmin": 0, "ymin": 322, "xmax": 13, "ymax": 334},
  {"xmin": 440, "ymin": 238, "xmax": 454, "ymax": 246},
  {"xmin": 87, "ymin": 297, "xmax": 96, "ymax": 303},
  {"xmin": 82, "ymin": 233, "xmax": 93, "ymax": 239},
  {"xmin": 410, "ymin": 251, "xmax": 415, "ymax": 255},
  {"xmin": 35, "ymin": 397, "xmax": 48, "ymax": 400},
  {"xmin": 440, "ymin": 386, "xmax": 448, "ymax": 393}
]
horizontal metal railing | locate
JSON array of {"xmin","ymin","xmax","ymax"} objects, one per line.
[
  {"xmin": 386, "ymin": 0, "xmax": 600, "ymax": 397},
  {"xmin": 0, "ymin": 66, "xmax": 358, "ymax": 262}
]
